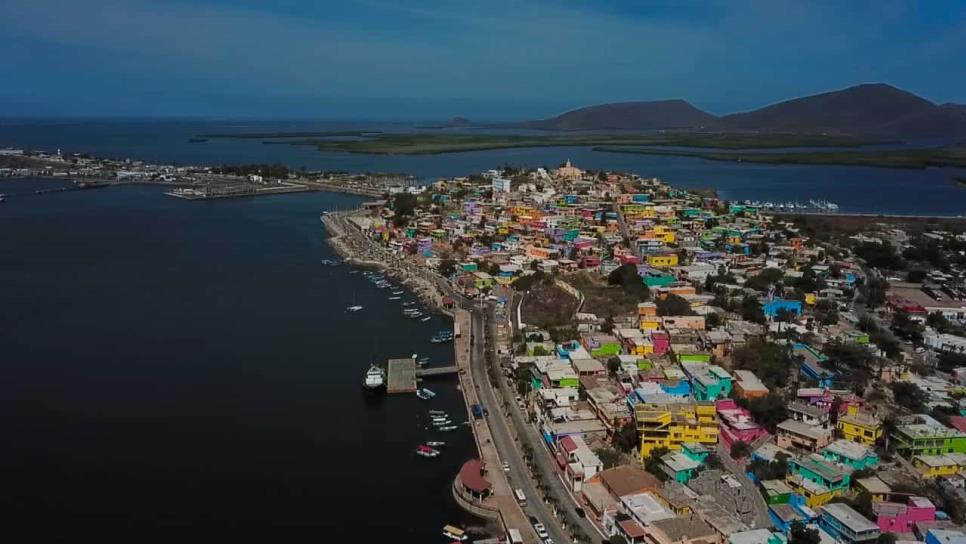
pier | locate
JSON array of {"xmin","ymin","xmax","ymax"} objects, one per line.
[
  {"xmin": 385, "ymin": 357, "xmax": 417, "ymax": 394},
  {"xmin": 415, "ymin": 365, "xmax": 458, "ymax": 377}
]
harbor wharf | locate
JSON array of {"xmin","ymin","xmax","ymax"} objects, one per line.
[
  {"xmin": 324, "ymin": 212, "xmax": 538, "ymax": 541},
  {"xmin": 386, "ymin": 357, "xmax": 417, "ymax": 394}
]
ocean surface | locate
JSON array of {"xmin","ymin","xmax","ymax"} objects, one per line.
[
  {"xmin": 0, "ymin": 180, "xmax": 478, "ymax": 542},
  {"xmin": 1, "ymin": 119, "xmax": 965, "ymax": 215}
]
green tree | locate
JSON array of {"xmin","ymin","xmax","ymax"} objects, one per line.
[
  {"xmin": 891, "ymin": 382, "xmax": 928, "ymax": 413},
  {"xmin": 705, "ymin": 312, "xmax": 723, "ymax": 329},
  {"xmin": 608, "ymin": 264, "xmax": 650, "ymax": 301},
  {"xmin": 790, "ymin": 521, "xmax": 821, "ymax": 544},
  {"xmin": 657, "ymin": 294, "xmax": 694, "ymax": 316},
  {"xmin": 643, "ymin": 447, "xmax": 669, "ymax": 481},
  {"xmin": 738, "ymin": 393, "xmax": 789, "ymax": 433},
  {"xmin": 607, "ymin": 357, "xmax": 621, "ymax": 377},
  {"xmin": 595, "ymin": 447, "xmax": 621, "ymax": 469},
  {"xmin": 612, "ymin": 422, "xmax": 639, "ymax": 454},
  {"xmin": 392, "ymin": 192, "xmax": 418, "ymax": 217},
  {"xmin": 730, "ymin": 441, "xmax": 752, "ymax": 460}
]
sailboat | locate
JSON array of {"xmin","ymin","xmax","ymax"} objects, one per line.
[{"xmin": 346, "ymin": 291, "xmax": 363, "ymax": 312}]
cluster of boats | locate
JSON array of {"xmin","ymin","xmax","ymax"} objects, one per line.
[
  {"xmin": 431, "ymin": 330, "xmax": 454, "ymax": 344},
  {"xmin": 415, "ymin": 411, "xmax": 457, "ymax": 457},
  {"xmin": 741, "ymin": 199, "xmax": 840, "ymax": 211},
  {"xmin": 404, "ymin": 307, "xmax": 432, "ymax": 322},
  {"xmin": 426, "ymin": 410, "xmax": 457, "ymax": 431}
]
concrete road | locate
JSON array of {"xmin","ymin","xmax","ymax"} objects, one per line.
[{"xmin": 467, "ymin": 307, "xmax": 570, "ymax": 544}]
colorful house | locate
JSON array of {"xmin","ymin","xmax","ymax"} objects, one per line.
[
  {"xmin": 912, "ymin": 453, "xmax": 966, "ymax": 478},
  {"xmin": 685, "ymin": 364, "xmax": 733, "ymax": 401},
  {"xmin": 819, "ymin": 503, "xmax": 880, "ymax": 544},
  {"xmin": 873, "ymin": 496, "xmax": 935, "ymax": 534},
  {"xmin": 660, "ymin": 451, "xmax": 702, "ymax": 483},
  {"xmin": 837, "ymin": 411, "xmax": 883, "ymax": 446},
  {"xmin": 892, "ymin": 420, "xmax": 966, "ymax": 458},
  {"xmin": 787, "ymin": 456, "xmax": 850, "ymax": 507},
  {"xmin": 635, "ymin": 401, "xmax": 719, "ymax": 460},
  {"xmin": 763, "ymin": 299, "xmax": 803, "ymax": 319},
  {"xmin": 761, "ymin": 479, "xmax": 793, "ymax": 505},
  {"xmin": 822, "ymin": 439, "xmax": 879, "ymax": 470},
  {"xmin": 646, "ymin": 253, "xmax": 679, "ymax": 269},
  {"xmin": 716, "ymin": 398, "xmax": 769, "ymax": 449}
]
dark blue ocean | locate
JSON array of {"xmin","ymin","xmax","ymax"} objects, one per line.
[
  {"xmin": 0, "ymin": 180, "xmax": 478, "ymax": 542},
  {"xmin": 1, "ymin": 119, "xmax": 965, "ymax": 215}
]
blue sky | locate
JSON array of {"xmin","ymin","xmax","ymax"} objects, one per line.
[{"xmin": 1, "ymin": 0, "xmax": 964, "ymax": 120}]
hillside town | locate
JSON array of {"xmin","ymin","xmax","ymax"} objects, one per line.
[{"xmin": 345, "ymin": 161, "xmax": 966, "ymax": 544}]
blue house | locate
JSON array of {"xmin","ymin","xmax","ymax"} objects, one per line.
[
  {"xmin": 795, "ymin": 343, "xmax": 836, "ymax": 389},
  {"xmin": 763, "ymin": 298, "xmax": 803, "ymax": 319}
]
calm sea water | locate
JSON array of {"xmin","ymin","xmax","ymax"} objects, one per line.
[
  {"xmin": 1, "ymin": 119, "xmax": 965, "ymax": 215},
  {"xmin": 0, "ymin": 180, "xmax": 478, "ymax": 542}
]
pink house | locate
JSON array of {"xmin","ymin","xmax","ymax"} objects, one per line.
[
  {"xmin": 716, "ymin": 399, "xmax": 769, "ymax": 449},
  {"xmin": 651, "ymin": 331, "xmax": 670, "ymax": 355},
  {"xmin": 873, "ymin": 496, "xmax": 935, "ymax": 533}
]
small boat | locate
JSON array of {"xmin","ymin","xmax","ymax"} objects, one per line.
[
  {"xmin": 420, "ymin": 316, "xmax": 431, "ymax": 322},
  {"xmin": 442, "ymin": 525, "xmax": 467, "ymax": 541},
  {"xmin": 416, "ymin": 445, "xmax": 440, "ymax": 458},
  {"xmin": 432, "ymin": 419, "xmax": 452, "ymax": 426},
  {"xmin": 391, "ymin": 290, "xmax": 404, "ymax": 296},
  {"xmin": 363, "ymin": 364, "xmax": 385, "ymax": 390},
  {"xmin": 388, "ymin": 296, "xmax": 401, "ymax": 300},
  {"xmin": 426, "ymin": 441, "xmax": 446, "ymax": 447},
  {"xmin": 428, "ymin": 410, "xmax": 446, "ymax": 415},
  {"xmin": 417, "ymin": 356, "xmax": 430, "ymax": 365},
  {"xmin": 320, "ymin": 259, "xmax": 341, "ymax": 266},
  {"xmin": 346, "ymin": 305, "xmax": 363, "ymax": 312},
  {"xmin": 402, "ymin": 301, "xmax": 415, "ymax": 306},
  {"xmin": 416, "ymin": 388, "xmax": 436, "ymax": 400},
  {"xmin": 438, "ymin": 425, "xmax": 458, "ymax": 431}
]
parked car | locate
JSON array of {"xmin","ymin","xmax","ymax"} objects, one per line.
[{"xmin": 533, "ymin": 523, "xmax": 549, "ymax": 539}]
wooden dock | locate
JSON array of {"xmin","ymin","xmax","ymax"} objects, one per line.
[{"xmin": 386, "ymin": 357, "xmax": 417, "ymax": 394}]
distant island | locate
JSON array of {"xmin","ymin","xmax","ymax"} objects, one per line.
[
  {"xmin": 520, "ymin": 83, "xmax": 966, "ymax": 137},
  {"xmin": 283, "ymin": 132, "xmax": 881, "ymax": 155},
  {"xmin": 593, "ymin": 145, "xmax": 966, "ymax": 170}
]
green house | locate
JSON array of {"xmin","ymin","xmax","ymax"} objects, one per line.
[
  {"xmin": 643, "ymin": 273, "xmax": 676, "ymax": 288},
  {"xmin": 761, "ymin": 479, "xmax": 793, "ymax": 505},
  {"xmin": 892, "ymin": 422, "xmax": 966, "ymax": 458},
  {"xmin": 822, "ymin": 439, "xmax": 879, "ymax": 470},
  {"xmin": 661, "ymin": 451, "xmax": 703, "ymax": 483},
  {"xmin": 682, "ymin": 442, "xmax": 711, "ymax": 463}
]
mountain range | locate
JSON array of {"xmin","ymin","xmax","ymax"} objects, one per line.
[{"xmin": 522, "ymin": 83, "xmax": 966, "ymax": 137}]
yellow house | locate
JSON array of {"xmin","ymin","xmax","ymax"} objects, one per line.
[
  {"xmin": 837, "ymin": 411, "xmax": 882, "ymax": 446},
  {"xmin": 913, "ymin": 453, "xmax": 966, "ymax": 478},
  {"xmin": 635, "ymin": 402, "xmax": 718, "ymax": 460},
  {"xmin": 640, "ymin": 317, "xmax": 661, "ymax": 331},
  {"xmin": 647, "ymin": 254, "xmax": 679, "ymax": 268},
  {"xmin": 854, "ymin": 476, "xmax": 891, "ymax": 502},
  {"xmin": 652, "ymin": 225, "xmax": 676, "ymax": 244}
]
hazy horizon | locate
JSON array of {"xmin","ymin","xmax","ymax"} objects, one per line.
[{"xmin": 2, "ymin": 0, "xmax": 965, "ymax": 120}]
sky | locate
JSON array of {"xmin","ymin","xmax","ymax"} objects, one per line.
[{"xmin": 1, "ymin": 0, "xmax": 964, "ymax": 120}]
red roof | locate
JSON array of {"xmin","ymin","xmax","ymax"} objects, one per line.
[
  {"xmin": 559, "ymin": 435, "xmax": 579, "ymax": 454},
  {"xmin": 619, "ymin": 519, "xmax": 647, "ymax": 538},
  {"xmin": 950, "ymin": 416, "xmax": 966, "ymax": 433},
  {"xmin": 555, "ymin": 452, "xmax": 569, "ymax": 469},
  {"xmin": 459, "ymin": 459, "xmax": 491, "ymax": 494}
]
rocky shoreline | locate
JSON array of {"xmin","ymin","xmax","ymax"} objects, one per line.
[{"xmin": 321, "ymin": 211, "xmax": 451, "ymax": 313}]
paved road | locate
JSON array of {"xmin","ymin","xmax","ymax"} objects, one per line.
[
  {"xmin": 485, "ymin": 301, "xmax": 603, "ymax": 542},
  {"xmin": 466, "ymin": 305, "xmax": 570, "ymax": 544}
]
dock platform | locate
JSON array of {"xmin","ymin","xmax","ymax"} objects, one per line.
[
  {"xmin": 416, "ymin": 365, "xmax": 459, "ymax": 377},
  {"xmin": 386, "ymin": 358, "xmax": 417, "ymax": 393}
]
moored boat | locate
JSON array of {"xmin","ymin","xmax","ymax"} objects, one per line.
[
  {"xmin": 416, "ymin": 445, "xmax": 440, "ymax": 458},
  {"xmin": 438, "ymin": 425, "xmax": 458, "ymax": 431},
  {"xmin": 442, "ymin": 525, "xmax": 467, "ymax": 541},
  {"xmin": 363, "ymin": 364, "xmax": 385, "ymax": 390},
  {"xmin": 416, "ymin": 387, "xmax": 436, "ymax": 400}
]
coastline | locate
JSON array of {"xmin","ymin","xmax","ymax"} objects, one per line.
[{"xmin": 321, "ymin": 210, "xmax": 449, "ymax": 313}]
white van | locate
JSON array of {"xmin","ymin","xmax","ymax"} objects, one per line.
[{"xmin": 513, "ymin": 488, "xmax": 526, "ymax": 505}]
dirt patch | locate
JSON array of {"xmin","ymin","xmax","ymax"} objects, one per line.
[
  {"xmin": 521, "ymin": 281, "xmax": 579, "ymax": 329},
  {"xmin": 566, "ymin": 272, "xmax": 640, "ymax": 318}
]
